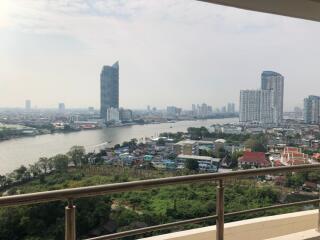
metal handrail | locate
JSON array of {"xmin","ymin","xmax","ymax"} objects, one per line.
[
  {"xmin": 0, "ymin": 164, "xmax": 320, "ymax": 240},
  {"xmin": 0, "ymin": 164, "xmax": 319, "ymax": 207},
  {"xmin": 86, "ymin": 199, "xmax": 320, "ymax": 240}
]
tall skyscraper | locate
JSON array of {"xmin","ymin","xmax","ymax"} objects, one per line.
[
  {"xmin": 58, "ymin": 103, "xmax": 65, "ymax": 112},
  {"xmin": 100, "ymin": 61, "xmax": 119, "ymax": 119},
  {"xmin": 239, "ymin": 90, "xmax": 261, "ymax": 122},
  {"xmin": 25, "ymin": 100, "xmax": 31, "ymax": 110},
  {"xmin": 304, "ymin": 95, "xmax": 320, "ymax": 124},
  {"xmin": 261, "ymin": 71, "xmax": 284, "ymax": 124}
]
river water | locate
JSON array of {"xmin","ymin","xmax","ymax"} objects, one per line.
[{"xmin": 0, "ymin": 118, "xmax": 237, "ymax": 174}]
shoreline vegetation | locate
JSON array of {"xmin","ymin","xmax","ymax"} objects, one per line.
[
  {"xmin": 0, "ymin": 116, "xmax": 238, "ymax": 143},
  {"xmin": 0, "ymin": 127, "xmax": 318, "ymax": 239}
]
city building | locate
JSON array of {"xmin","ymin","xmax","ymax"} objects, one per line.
[
  {"xmin": 174, "ymin": 140, "xmax": 199, "ymax": 155},
  {"xmin": 240, "ymin": 71, "xmax": 283, "ymax": 124},
  {"xmin": 260, "ymin": 90, "xmax": 274, "ymax": 124},
  {"xmin": 119, "ymin": 108, "xmax": 133, "ymax": 122},
  {"xmin": 239, "ymin": 90, "xmax": 261, "ymax": 122},
  {"xmin": 304, "ymin": 95, "xmax": 320, "ymax": 124},
  {"xmin": 106, "ymin": 107, "xmax": 120, "ymax": 123},
  {"xmin": 294, "ymin": 106, "xmax": 303, "ymax": 120},
  {"xmin": 25, "ymin": 100, "xmax": 31, "ymax": 110},
  {"xmin": 191, "ymin": 103, "xmax": 213, "ymax": 117},
  {"xmin": 261, "ymin": 71, "xmax": 284, "ymax": 124},
  {"xmin": 227, "ymin": 103, "xmax": 235, "ymax": 113},
  {"xmin": 100, "ymin": 62, "xmax": 119, "ymax": 119},
  {"xmin": 166, "ymin": 106, "xmax": 182, "ymax": 118},
  {"xmin": 58, "ymin": 103, "xmax": 65, "ymax": 112}
]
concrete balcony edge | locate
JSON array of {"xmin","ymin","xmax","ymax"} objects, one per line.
[{"xmin": 140, "ymin": 209, "xmax": 320, "ymax": 240}]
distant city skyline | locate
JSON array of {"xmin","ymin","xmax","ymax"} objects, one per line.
[{"xmin": 1, "ymin": 1, "xmax": 320, "ymax": 110}]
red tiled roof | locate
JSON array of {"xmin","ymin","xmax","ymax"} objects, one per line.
[
  {"xmin": 284, "ymin": 147, "xmax": 300, "ymax": 152},
  {"xmin": 239, "ymin": 151, "xmax": 270, "ymax": 166},
  {"xmin": 286, "ymin": 159, "xmax": 308, "ymax": 165}
]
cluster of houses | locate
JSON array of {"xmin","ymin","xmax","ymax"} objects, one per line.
[
  {"xmin": 95, "ymin": 138, "xmax": 227, "ymax": 172},
  {"xmin": 92, "ymin": 121, "xmax": 320, "ymax": 174}
]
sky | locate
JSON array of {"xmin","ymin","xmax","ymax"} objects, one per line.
[{"xmin": 1, "ymin": 0, "xmax": 320, "ymax": 111}]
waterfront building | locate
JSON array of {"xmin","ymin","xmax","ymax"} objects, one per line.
[
  {"xmin": 100, "ymin": 62, "xmax": 119, "ymax": 119},
  {"xmin": 166, "ymin": 106, "xmax": 182, "ymax": 118},
  {"xmin": 25, "ymin": 100, "xmax": 31, "ymax": 110},
  {"xmin": 119, "ymin": 108, "xmax": 133, "ymax": 122},
  {"xmin": 58, "ymin": 103, "xmax": 65, "ymax": 112},
  {"xmin": 106, "ymin": 107, "xmax": 120, "ymax": 123},
  {"xmin": 304, "ymin": 95, "xmax": 320, "ymax": 124},
  {"xmin": 261, "ymin": 71, "xmax": 284, "ymax": 124},
  {"xmin": 192, "ymin": 104, "xmax": 196, "ymax": 115},
  {"xmin": 227, "ymin": 103, "xmax": 235, "ymax": 113}
]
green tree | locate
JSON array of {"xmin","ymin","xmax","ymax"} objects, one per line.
[
  {"xmin": 67, "ymin": 146, "xmax": 86, "ymax": 167},
  {"xmin": 52, "ymin": 154, "xmax": 69, "ymax": 172},
  {"xmin": 38, "ymin": 157, "xmax": 49, "ymax": 174},
  {"xmin": 29, "ymin": 163, "xmax": 41, "ymax": 178},
  {"xmin": 244, "ymin": 135, "xmax": 267, "ymax": 152},
  {"xmin": 185, "ymin": 159, "xmax": 199, "ymax": 172},
  {"xmin": 13, "ymin": 165, "xmax": 28, "ymax": 182}
]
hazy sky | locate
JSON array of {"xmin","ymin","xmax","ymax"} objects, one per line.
[{"xmin": 1, "ymin": 0, "xmax": 320, "ymax": 111}]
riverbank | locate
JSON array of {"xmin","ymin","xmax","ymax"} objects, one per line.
[{"xmin": 0, "ymin": 118, "xmax": 238, "ymax": 174}]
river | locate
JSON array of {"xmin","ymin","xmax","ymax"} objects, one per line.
[{"xmin": 0, "ymin": 118, "xmax": 237, "ymax": 174}]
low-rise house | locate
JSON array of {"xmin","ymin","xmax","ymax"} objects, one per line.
[
  {"xmin": 238, "ymin": 151, "xmax": 270, "ymax": 168},
  {"xmin": 174, "ymin": 140, "xmax": 198, "ymax": 155},
  {"xmin": 312, "ymin": 153, "xmax": 320, "ymax": 161},
  {"xmin": 177, "ymin": 154, "xmax": 220, "ymax": 172}
]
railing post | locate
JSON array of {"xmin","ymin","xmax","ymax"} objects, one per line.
[
  {"xmin": 317, "ymin": 188, "xmax": 320, "ymax": 232},
  {"xmin": 216, "ymin": 179, "xmax": 224, "ymax": 240},
  {"xmin": 65, "ymin": 200, "xmax": 76, "ymax": 240}
]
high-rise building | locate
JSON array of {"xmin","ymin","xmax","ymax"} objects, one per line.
[
  {"xmin": 239, "ymin": 90, "xmax": 261, "ymax": 122},
  {"xmin": 100, "ymin": 62, "xmax": 119, "ymax": 119},
  {"xmin": 192, "ymin": 104, "xmax": 196, "ymax": 115},
  {"xmin": 58, "ymin": 103, "xmax": 65, "ymax": 112},
  {"xmin": 25, "ymin": 100, "xmax": 31, "ymax": 110},
  {"xmin": 304, "ymin": 95, "xmax": 320, "ymax": 124},
  {"xmin": 227, "ymin": 103, "xmax": 235, "ymax": 113},
  {"xmin": 260, "ymin": 90, "xmax": 274, "ymax": 124},
  {"xmin": 106, "ymin": 107, "xmax": 120, "ymax": 123},
  {"xmin": 261, "ymin": 71, "xmax": 284, "ymax": 124},
  {"xmin": 119, "ymin": 108, "xmax": 133, "ymax": 122},
  {"xmin": 239, "ymin": 90, "xmax": 274, "ymax": 124},
  {"xmin": 166, "ymin": 106, "xmax": 182, "ymax": 118}
]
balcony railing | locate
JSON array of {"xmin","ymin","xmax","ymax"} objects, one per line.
[{"xmin": 1, "ymin": 164, "xmax": 320, "ymax": 240}]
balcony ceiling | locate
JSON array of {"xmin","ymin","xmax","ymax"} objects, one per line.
[{"xmin": 199, "ymin": 0, "xmax": 320, "ymax": 22}]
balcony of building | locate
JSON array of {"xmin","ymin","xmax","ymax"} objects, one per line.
[{"xmin": 1, "ymin": 164, "xmax": 320, "ymax": 240}]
